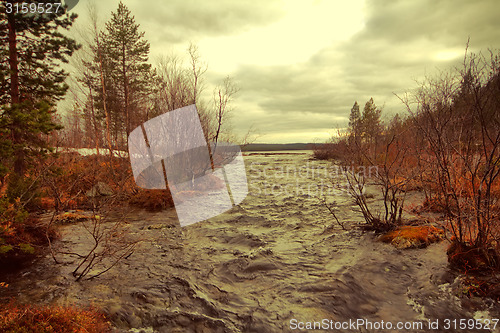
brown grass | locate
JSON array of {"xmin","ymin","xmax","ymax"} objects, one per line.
[{"xmin": 0, "ymin": 303, "xmax": 111, "ymax": 333}]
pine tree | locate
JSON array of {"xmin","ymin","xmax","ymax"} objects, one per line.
[
  {"xmin": 0, "ymin": 1, "xmax": 79, "ymax": 190},
  {"xmin": 101, "ymin": 2, "xmax": 154, "ymax": 145},
  {"xmin": 348, "ymin": 101, "xmax": 361, "ymax": 138},
  {"xmin": 361, "ymin": 97, "xmax": 381, "ymax": 143}
]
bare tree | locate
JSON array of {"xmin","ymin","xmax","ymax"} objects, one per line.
[
  {"xmin": 188, "ymin": 43, "xmax": 207, "ymax": 106},
  {"xmin": 400, "ymin": 47, "xmax": 500, "ymax": 267},
  {"xmin": 328, "ymin": 100, "xmax": 411, "ymax": 231},
  {"xmin": 70, "ymin": 205, "xmax": 136, "ymax": 281},
  {"xmin": 212, "ymin": 76, "xmax": 239, "ymax": 145}
]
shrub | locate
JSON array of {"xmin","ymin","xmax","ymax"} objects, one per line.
[
  {"xmin": 447, "ymin": 239, "xmax": 499, "ymax": 273},
  {"xmin": 0, "ymin": 197, "xmax": 57, "ymax": 265},
  {"xmin": 313, "ymin": 142, "xmax": 348, "ymax": 160},
  {"xmin": 129, "ymin": 189, "xmax": 174, "ymax": 211},
  {"xmin": 6, "ymin": 174, "xmax": 40, "ymax": 211},
  {"xmin": 419, "ymin": 196, "xmax": 447, "ymax": 213},
  {"xmin": 402, "ymin": 49, "xmax": 500, "ymax": 269},
  {"xmin": 39, "ymin": 153, "xmax": 175, "ymax": 211}
]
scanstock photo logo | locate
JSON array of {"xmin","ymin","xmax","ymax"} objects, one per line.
[{"xmin": 128, "ymin": 105, "xmax": 248, "ymax": 226}]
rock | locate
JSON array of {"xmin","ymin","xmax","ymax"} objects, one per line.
[
  {"xmin": 86, "ymin": 182, "xmax": 114, "ymax": 197},
  {"xmin": 148, "ymin": 224, "xmax": 170, "ymax": 230},
  {"xmin": 391, "ymin": 236, "xmax": 416, "ymax": 250},
  {"xmin": 175, "ymin": 314, "xmax": 192, "ymax": 327},
  {"xmin": 379, "ymin": 225, "xmax": 444, "ymax": 249},
  {"xmin": 128, "ymin": 328, "xmax": 155, "ymax": 333},
  {"xmin": 54, "ymin": 212, "xmax": 90, "ymax": 224}
]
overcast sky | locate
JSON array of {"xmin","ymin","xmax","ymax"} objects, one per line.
[{"xmin": 69, "ymin": 0, "xmax": 500, "ymax": 143}]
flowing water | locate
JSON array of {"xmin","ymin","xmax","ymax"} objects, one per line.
[{"xmin": 1, "ymin": 152, "xmax": 499, "ymax": 332}]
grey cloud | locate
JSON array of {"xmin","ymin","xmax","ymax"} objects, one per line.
[
  {"xmin": 228, "ymin": 0, "xmax": 500, "ymax": 142},
  {"xmin": 222, "ymin": 0, "xmax": 500, "ymax": 141},
  {"xmin": 234, "ymin": 64, "xmax": 357, "ymax": 115},
  {"xmin": 130, "ymin": 0, "xmax": 284, "ymax": 44},
  {"xmin": 362, "ymin": 0, "xmax": 500, "ymax": 48},
  {"xmin": 76, "ymin": 1, "xmax": 500, "ymax": 143},
  {"xmin": 233, "ymin": 109, "xmax": 343, "ymax": 140}
]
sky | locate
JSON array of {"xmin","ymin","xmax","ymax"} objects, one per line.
[{"xmin": 68, "ymin": 0, "xmax": 500, "ymax": 143}]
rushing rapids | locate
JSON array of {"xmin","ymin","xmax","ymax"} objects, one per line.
[{"xmin": 1, "ymin": 152, "xmax": 499, "ymax": 332}]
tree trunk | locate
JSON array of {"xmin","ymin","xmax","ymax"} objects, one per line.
[
  {"xmin": 96, "ymin": 43, "xmax": 113, "ymax": 157},
  {"xmin": 122, "ymin": 43, "xmax": 130, "ymax": 138},
  {"xmin": 7, "ymin": 13, "xmax": 24, "ymax": 176},
  {"xmin": 7, "ymin": 15, "xmax": 19, "ymax": 104}
]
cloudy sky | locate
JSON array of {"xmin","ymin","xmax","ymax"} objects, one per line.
[{"xmin": 69, "ymin": 0, "xmax": 500, "ymax": 143}]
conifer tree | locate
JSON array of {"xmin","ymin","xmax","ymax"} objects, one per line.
[
  {"xmin": 101, "ymin": 1, "xmax": 154, "ymax": 144},
  {"xmin": 348, "ymin": 101, "xmax": 361, "ymax": 138},
  {"xmin": 361, "ymin": 97, "xmax": 382, "ymax": 143},
  {"xmin": 0, "ymin": 0, "xmax": 79, "ymax": 194}
]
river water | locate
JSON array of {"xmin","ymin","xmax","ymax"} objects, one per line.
[{"xmin": 2, "ymin": 152, "xmax": 499, "ymax": 332}]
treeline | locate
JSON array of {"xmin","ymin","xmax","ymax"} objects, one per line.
[
  {"xmin": 63, "ymin": 2, "xmax": 236, "ymax": 152},
  {"xmin": 313, "ymin": 97, "xmax": 385, "ymax": 160},
  {"xmin": 242, "ymin": 143, "xmax": 315, "ymax": 151},
  {"xmin": 317, "ymin": 48, "xmax": 500, "ymax": 276}
]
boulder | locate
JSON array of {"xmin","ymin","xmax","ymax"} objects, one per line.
[{"xmin": 86, "ymin": 182, "xmax": 114, "ymax": 197}]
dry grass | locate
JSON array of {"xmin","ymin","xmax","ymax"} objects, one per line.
[{"xmin": 0, "ymin": 303, "xmax": 111, "ymax": 333}]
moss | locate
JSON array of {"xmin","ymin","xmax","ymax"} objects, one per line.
[
  {"xmin": 379, "ymin": 225, "xmax": 444, "ymax": 249},
  {"xmin": 0, "ymin": 244, "xmax": 13, "ymax": 254},
  {"xmin": 18, "ymin": 243, "xmax": 35, "ymax": 254},
  {"xmin": 0, "ymin": 199, "xmax": 58, "ymax": 265}
]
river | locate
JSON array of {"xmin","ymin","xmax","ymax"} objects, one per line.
[{"xmin": 1, "ymin": 151, "xmax": 499, "ymax": 332}]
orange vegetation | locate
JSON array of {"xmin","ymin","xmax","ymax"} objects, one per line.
[
  {"xmin": 419, "ymin": 196, "xmax": 447, "ymax": 213},
  {"xmin": 0, "ymin": 303, "xmax": 111, "ymax": 333},
  {"xmin": 41, "ymin": 153, "xmax": 174, "ymax": 211},
  {"xmin": 53, "ymin": 212, "xmax": 92, "ymax": 224},
  {"xmin": 0, "ymin": 198, "xmax": 57, "ymax": 263},
  {"xmin": 379, "ymin": 225, "xmax": 444, "ymax": 249},
  {"xmin": 129, "ymin": 189, "xmax": 174, "ymax": 211}
]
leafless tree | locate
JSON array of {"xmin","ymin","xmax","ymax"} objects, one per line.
[
  {"xmin": 400, "ymin": 47, "xmax": 500, "ymax": 265},
  {"xmin": 70, "ymin": 204, "xmax": 137, "ymax": 281},
  {"xmin": 324, "ymin": 112, "xmax": 412, "ymax": 231}
]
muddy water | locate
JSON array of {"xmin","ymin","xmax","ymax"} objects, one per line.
[{"xmin": 2, "ymin": 152, "xmax": 499, "ymax": 332}]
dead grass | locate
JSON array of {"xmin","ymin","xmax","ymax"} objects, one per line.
[{"xmin": 0, "ymin": 303, "xmax": 111, "ymax": 333}]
